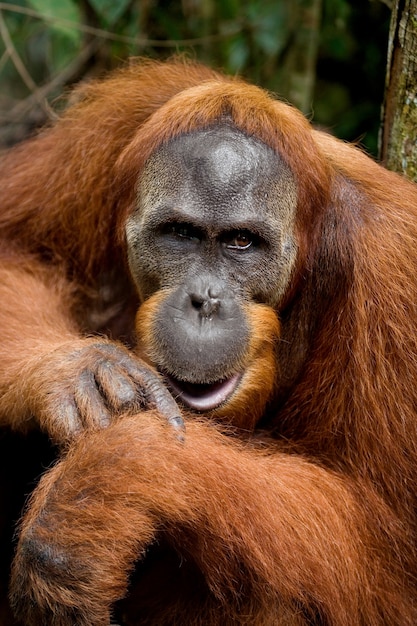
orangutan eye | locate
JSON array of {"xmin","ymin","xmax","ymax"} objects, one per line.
[
  {"xmin": 223, "ymin": 230, "xmax": 258, "ymax": 251},
  {"xmin": 164, "ymin": 222, "xmax": 202, "ymax": 244}
]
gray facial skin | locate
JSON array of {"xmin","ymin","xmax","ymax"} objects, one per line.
[{"xmin": 126, "ymin": 124, "xmax": 298, "ymax": 385}]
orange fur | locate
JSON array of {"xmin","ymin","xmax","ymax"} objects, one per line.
[
  {"xmin": 213, "ymin": 304, "xmax": 280, "ymax": 429},
  {"xmin": 0, "ymin": 58, "xmax": 416, "ymax": 624},
  {"xmin": 10, "ymin": 413, "xmax": 412, "ymax": 625}
]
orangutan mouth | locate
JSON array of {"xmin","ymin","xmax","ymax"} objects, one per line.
[{"xmin": 164, "ymin": 373, "xmax": 242, "ymax": 411}]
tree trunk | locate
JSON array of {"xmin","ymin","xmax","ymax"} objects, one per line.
[{"xmin": 380, "ymin": 0, "xmax": 417, "ymax": 181}]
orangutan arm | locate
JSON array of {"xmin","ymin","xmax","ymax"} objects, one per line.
[
  {"xmin": 10, "ymin": 411, "xmax": 409, "ymax": 626},
  {"xmin": 0, "ymin": 259, "xmax": 182, "ymax": 443}
]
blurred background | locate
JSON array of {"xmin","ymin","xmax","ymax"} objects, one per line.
[{"xmin": 0, "ymin": 0, "xmax": 391, "ymax": 154}]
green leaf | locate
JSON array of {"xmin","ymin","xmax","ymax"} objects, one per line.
[
  {"xmin": 48, "ymin": 30, "xmax": 80, "ymax": 73},
  {"xmin": 227, "ymin": 37, "xmax": 249, "ymax": 72},
  {"xmin": 26, "ymin": 0, "xmax": 82, "ymax": 42},
  {"xmin": 87, "ymin": 0, "xmax": 131, "ymax": 26}
]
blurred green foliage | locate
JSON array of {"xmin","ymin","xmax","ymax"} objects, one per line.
[
  {"xmin": 0, "ymin": 0, "xmax": 390, "ymax": 153},
  {"xmin": 316, "ymin": 0, "xmax": 390, "ymax": 153}
]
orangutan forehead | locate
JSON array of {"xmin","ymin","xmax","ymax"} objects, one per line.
[
  {"xmin": 137, "ymin": 124, "xmax": 296, "ymax": 212},
  {"xmin": 152, "ymin": 123, "xmax": 284, "ymax": 175}
]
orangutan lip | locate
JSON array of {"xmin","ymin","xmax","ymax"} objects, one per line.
[{"xmin": 164, "ymin": 373, "xmax": 242, "ymax": 412}]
